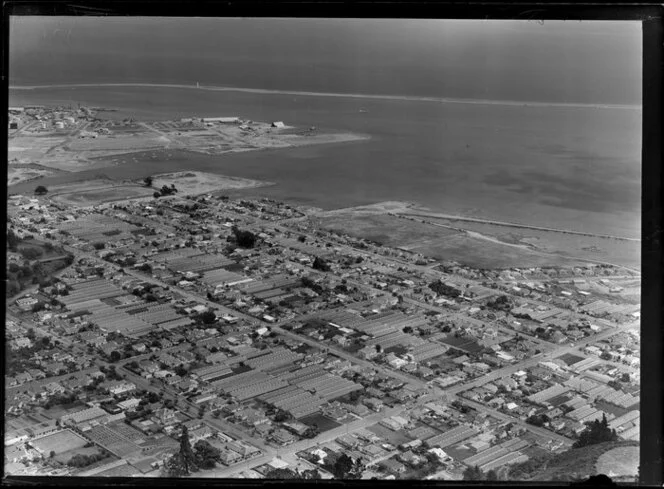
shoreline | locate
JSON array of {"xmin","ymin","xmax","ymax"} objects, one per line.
[{"xmin": 9, "ymin": 82, "xmax": 642, "ymax": 111}]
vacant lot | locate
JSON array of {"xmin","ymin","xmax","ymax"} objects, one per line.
[
  {"xmin": 367, "ymin": 423, "xmax": 413, "ymax": 446},
  {"xmin": 31, "ymin": 429, "xmax": 88, "ymax": 456}
]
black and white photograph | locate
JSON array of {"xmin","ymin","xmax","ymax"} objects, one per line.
[{"xmin": 5, "ymin": 11, "xmax": 650, "ymax": 483}]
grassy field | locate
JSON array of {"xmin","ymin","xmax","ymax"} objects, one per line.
[
  {"xmin": 409, "ymin": 233, "xmax": 588, "ymax": 269},
  {"xmin": 31, "ymin": 429, "xmax": 88, "ymax": 455},
  {"xmin": 52, "ymin": 185, "xmax": 154, "ymax": 206},
  {"xmin": 54, "ymin": 445, "xmax": 100, "ymax": 464},
  {"xmin": 316, "ymin": 213, "xmax": 460, "ymax": 248},
  {"xmin": 316, "ymin": 211, "xmax": 592, "ymax": 269},
  {"xmin": 595, "ymin": 445, "xmax": 639, "ymax": 477},
  {"xmin": 507, "ymin": 440, "xmax": 640, "ymax": 482},
  {"xmin": 418, "ymin": 217, "xmax": 640, "ymax": 270}
]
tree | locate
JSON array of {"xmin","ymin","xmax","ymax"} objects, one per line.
[
  {"xmin": 332, "ymin": 453, "xmax": 361, "ymax": 479},
  {"xmin": 196, "ymin": 310, "xmax": 217, "ymax": 325},
  {"xmin": 144, "ymin": 176, "xmax": 153, "ymax": 187},
  {"xmin": 463, "ymin": 465, "xmax": 484, "ymax": 480},
  {"xmin": 154, "ymin": 192, "xmax": 161, "ymax": 199},
  {"xmin": 573, "ymin": 413, "xmax": 618, "ymax": 448},
  {"xmin": 49, "ymin": 450, "xmax": 56, "ymax": 459},
  {"xmin": 303, "ymin": 423, "xmax": 320, "ymax": 439},
  {"xmin": 21, "ymin": 247, "xmax": 43, "ymax": 260},
  {"xmin": 232, "ymin": 227, "xmax": 257, "ymax": 249},
  {"xmin": 265, "ymin": 468, "xmax": 302, "ymax": 479},
  {"xmin": 35, "ymin": 185, "xmax": 48, "ymax": 195},
  {"xmin": 298, "ymin": 235, "xmax": 306, "ymax": 243},
  {"xmin": 274, "ymin": 409, "xmax": 291, "ymax": 422},
  {"xmin": 7, "ymin": 230, "xmax": 21, "ymax": 251},
  {"xmin": 312, "ymin": 257, "xmax": 331, "ymax": 272},
  {"xmin": 164, "ymin": 451, "xmax": 189, "ymax": 477},
  {"xmin": 109, "ymin": 350, "xmax": 122, "ymax": 362},
  {"xmin": 164, "ymin": 426, "xmax": 199, "ymax": 476},
  {"xmin": 93, "ymin": 242, "xmax": 105, "ymax": 250},
  {"xmin": 193, "ymin": 439, "xmax": 221, "ymax": 469}
]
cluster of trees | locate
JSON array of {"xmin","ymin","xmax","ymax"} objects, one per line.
[
  {"xmin": 325, "ymin": 453, "xmax": 363, "ymax": 479},
  {"xmin": 7, "ymin": 250, "xmax": 73, "ymax": 297},
  {"xmin": 152, "ymin": 182, "xmax": 179, "ymax": 198},
  {"xmin": 312, "ymin": 256, "xmax": 331, "ymax": 272},
  {"xmin": 273, "ymin": 409, "xmax": 291, "ymax": 423},
  {"xmin": 573, "ymin": 414, "xmax": 618, "ymax": 448},
  {"xmin": 35, "ymin": 185, "xmax": 48, "ymax": 195},
  {"xmin": 67, "ymin": 450, "xmax": 110, "ymax": 468},
  {"xmin": 7, "ymin": 230, "xmax": 22, "ymax": 251},
  {"xmin": 300, "ymin": 277, "xmax": 325, "ymax": 295},
  {"xmin": 42, "ymin": 392, "xmax": 78, "ymax": 410},
  {"xmin": 194, "ymin": 310, "xmax": 217, "ymax": 325},
  {"xmin": 428, "ymin": 281, "xmax": 461, "ymax": 298},
  {"xmin": 164, "ymin": 426, "xmax": 222, "ymax": 476},
  {"xmin": 231, "ymin": 226, "xmax": 257, "ymax": 249},
  {"xmin": 463, "ymin": 465, "xmax": 499, "ymax": 481},
  {"xmin": 486, "ymin": 295, "xmax": 513, "ymax": 311},
  {"xmin": 526, "ymin": 413, "xmax": 550, "ymax": 427},
  {"xmin": 99, "ymin": 365, "xmax": 123, "ymax": 380},
  {"xmin": 265, "ymin": 467, "xmax": 321, "ymax": 479}
]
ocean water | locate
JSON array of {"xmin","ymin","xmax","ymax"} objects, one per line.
[{"xmin": 9, "ymin": 86, "xmax": 641, "ymax": 239}]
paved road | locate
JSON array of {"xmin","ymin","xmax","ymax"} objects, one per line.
[
  {"xmin": 199, "ymin": 404, "xmax": 407, "ymax": 478},
  {"xmin": 59, "ymin": 225, "xmax": 636, "ymax": 450},
  {"xmin": 8, "ymin": 207, "xmax": 640, "ymax": 474}
]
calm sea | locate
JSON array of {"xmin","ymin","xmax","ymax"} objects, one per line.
[{"xmin": 8, "ymin": 85, "xmax": 641, "ymax": 239}]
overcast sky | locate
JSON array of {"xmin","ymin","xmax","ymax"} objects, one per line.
[{"xmin": 9, "ymin": 18, "xmax": 642, "ymax": 105}]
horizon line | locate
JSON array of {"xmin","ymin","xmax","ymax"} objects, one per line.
[{"xmin": 9, "ymin": 82, "xmax": 642, "ymax": 110}]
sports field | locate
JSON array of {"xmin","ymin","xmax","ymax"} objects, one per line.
[{"xmin": 31, "ymin": 429, "xmax": 88, "ymax": 455}]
